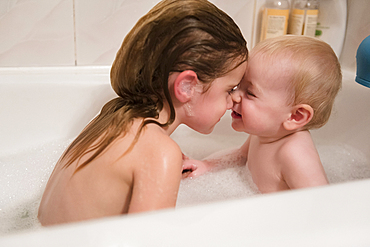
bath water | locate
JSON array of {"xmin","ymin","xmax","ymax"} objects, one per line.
[
  {"xmin": 1, "ymin": 139, "xmax": 369, "ymax": 236},
  {"xmin": 0, "ymin": 140, "xmax": 70, "ymax": 236}
]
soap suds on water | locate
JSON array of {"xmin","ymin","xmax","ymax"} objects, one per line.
[
  {"xmin": 0, "ymin": 140, "xmax": 369, "ymax": 236},
  {"xmin": 177, "ymin": 164, "xmax": 260, "ymax": 208},
  {"xmin": 177, "ymin": 143, "xmax": 370, "ymax": 208},
  {"xmin": 0, "ymin": 139, "xmax": 71, "ymax": 236},
  {"xmin": 319, "ymin": 144, "xmax": 370, "ymax": 183}
]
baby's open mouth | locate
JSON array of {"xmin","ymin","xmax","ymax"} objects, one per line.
[{"xmin": 231, "ymin": 110, "xmax": 242, "ymax": 118}]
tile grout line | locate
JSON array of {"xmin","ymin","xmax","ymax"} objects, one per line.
[{"xmin": 73, "ymin": 0, "xmax": 77, "ymax": 66}]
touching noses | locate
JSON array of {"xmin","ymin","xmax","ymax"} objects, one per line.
[{"xmin": 231, "ymin": 89, "xmax": 242, "ymax": 104}]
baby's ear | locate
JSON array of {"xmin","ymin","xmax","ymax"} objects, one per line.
[
  {"xmin": 173, "ymin": 70, "xmax": 199, "ymax": 103},
  {"xmin": 283, "ymin": 104, "xmax": 313, "ymax": 131}
]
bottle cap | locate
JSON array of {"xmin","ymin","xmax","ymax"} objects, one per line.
[{"xmin": 356, "ymin": 35, "xmax": 370, "ymax": 88}]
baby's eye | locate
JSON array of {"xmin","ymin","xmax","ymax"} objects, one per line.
[{"xmin": 246, "ymin": 90, "xmax": 256, "ymax": 98}]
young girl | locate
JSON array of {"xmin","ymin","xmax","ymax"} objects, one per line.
[
  {"xmin": 183, "ymin": 35, "xmax": 342, "ymax": 193},
  {"xmin": 38, "ymin": 0, "xmax": 248, "ymax": 225}
]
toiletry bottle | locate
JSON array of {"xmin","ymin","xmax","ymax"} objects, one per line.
[
  {"xmin": 260, "ymin": 0, "xmax": 290, "ymax": 42},
  {"xmin": 288, "ymin": 0, "xmax": 319, "ymax": 37}
]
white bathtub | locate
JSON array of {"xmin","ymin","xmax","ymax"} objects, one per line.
[{"xmin": 0, "ymin": 66, "xmax": 370, "ymax": 246}]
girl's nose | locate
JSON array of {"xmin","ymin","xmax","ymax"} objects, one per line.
[{"xmin": 231, "ymin": 90, "xmax": 242, "ymax": 104}]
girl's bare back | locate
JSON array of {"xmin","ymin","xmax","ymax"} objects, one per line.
[{"xmin": 38, "ymin": 120, "xmax": 183, "ymax": 225}]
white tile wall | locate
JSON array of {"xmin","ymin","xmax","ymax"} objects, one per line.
[
  {"xmin": 0, "ymin": 0, "xmax": 368, "ymax": 68},
  {"xmin": 0, "ymin": 0, "xmax": 75, "ymax": 67},
  {"xmin": 75, "ymin": 0, "xmax": 161, "ymax": 65},
  {"xmin": 75, "ymin": 0, "xmax": 255, "ymax": 66},
  {"xmin": 0, "ymin": 0, "xmax": 255, "ymax": 67},
  {"xmin": 209, "ymin": 0, "xmax": 255, "ymax": 50}
]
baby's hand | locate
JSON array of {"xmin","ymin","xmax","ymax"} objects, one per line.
[{"xmin": 182, "ymin": 159, "xmax": 212, "ymax": 179}]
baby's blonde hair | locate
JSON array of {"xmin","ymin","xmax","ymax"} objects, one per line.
[{"xmin": 251, "ymin": 35, "xmax": 342, "ymax": 129}]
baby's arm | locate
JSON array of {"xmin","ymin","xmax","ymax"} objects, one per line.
[
  {"xmin": 279, "ymin": 137, "xmax": 328, "ymax": 189},
  {"xmin": 182, "ymin": 136, "xmax": 250, "ymax": 178}
]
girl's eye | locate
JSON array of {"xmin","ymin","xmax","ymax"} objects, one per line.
[{"xmin": 228, "ymin": 84, "xmax": 240, "ymax": 94}]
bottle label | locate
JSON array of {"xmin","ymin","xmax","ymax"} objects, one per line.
[
  {"xmin": 288, "ymin": 8, "xmax": 319, "ymax": 36},
  {"xmin": 303, "ymin": 9, "xmax": 319, "ymax": 37},
  {"xmin": 260, "ymin": 8, "xmax": 289, "ymax": 41},
  {"xmin": 288, "ymin": 8, "xmax": 305, "ymax": 35}
]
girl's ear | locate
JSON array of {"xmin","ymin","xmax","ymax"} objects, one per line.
[
  {"xmin": 173, "ymin": 70, "xmax": 199, "ymax": 103},
  {"xmin": 283, "ymin": 104, "xmax": 314, "ymax": 131}
]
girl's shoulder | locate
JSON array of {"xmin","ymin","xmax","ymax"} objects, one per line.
[
  {"xmin": 130, "ymin": 123, "xmax": 183, "ymax": 177},
  {"xmin": 140, "ymin": 123, "xmax": 182, "ymax": 158}
]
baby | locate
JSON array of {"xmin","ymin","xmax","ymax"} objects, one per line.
[{"xmin": 183, "ymin": 35, "xmax": 342, "ymax": 193}]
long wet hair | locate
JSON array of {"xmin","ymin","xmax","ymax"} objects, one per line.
[{"xmin": 61, "ymin": 0, "xmax": 248, "ymax": 171}]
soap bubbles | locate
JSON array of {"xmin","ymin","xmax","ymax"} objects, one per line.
[
  {"xmin": 0, "ymin": 138, "xmax": 369, "ymax": 235},
  {"xmin": 0, "ymin": 140, "xmax": 71, "ymax": 236}
]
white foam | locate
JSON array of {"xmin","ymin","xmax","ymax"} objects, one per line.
[
  {"xmin": 0, "ymin": 139, "xmax": 369, "ymax": 236},
  {"xmin": 177, "ymin": 143, "xmax": 370, "ymax": 208},
  {"xmin": 177, "ymin": 164, "xmax": 260, "ymax": 208},
  {"xmin": 318, "ymin": 144, "xmax": 370, "ymax": 183},
  {"xmin": 0, "ymin": 139, "xmax": 71, "ymax": 236}
]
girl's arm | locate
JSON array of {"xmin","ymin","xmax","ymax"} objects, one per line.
[{"xmin": 128, "ymin": 139, "xmax": 183, "ymax": 213}]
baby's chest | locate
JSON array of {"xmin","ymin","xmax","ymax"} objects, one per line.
[
  {"xmin": 247, "ymin": 143, "xmax": 282, "ymax": 187},
  {"xmin": 248, "ymin": 141, "xmax": 278, "ymax": 168}
]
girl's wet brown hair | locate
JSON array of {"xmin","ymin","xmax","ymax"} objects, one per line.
[{"xmin": 61, "ymin": 0, "xmax": 248, "ymax": 171}]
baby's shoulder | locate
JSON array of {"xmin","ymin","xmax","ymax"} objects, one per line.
[
  {"xmin": 278, "ymin": 131, "xmax": 327, "ymax": 188},
  {"xmin": 278, "ymin": 131, "xmax": 319, "ymax": 166},
  {"xmin": 277, "ymin": 131, "xmax": 314, "ymax": 157},
  {"xmin": 281, "ymin": 130, "xmax": 314, "ymax": 149}
]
